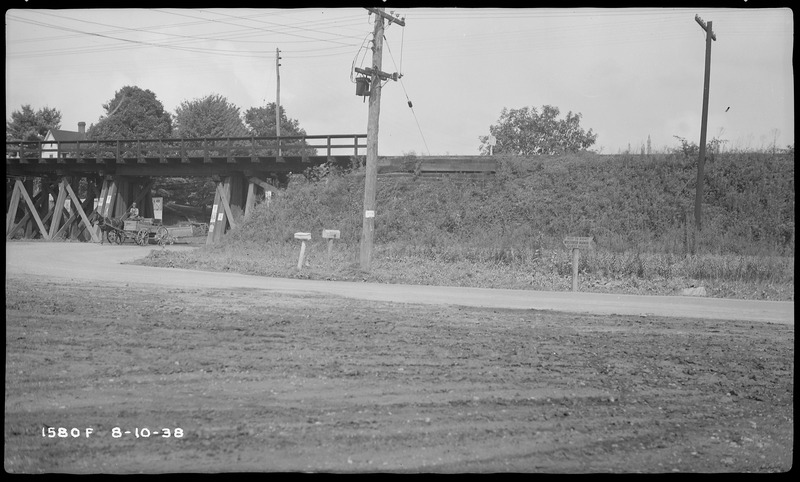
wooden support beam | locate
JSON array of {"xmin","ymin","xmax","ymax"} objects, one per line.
[
  {"xmin": 64, "ymin": 182, "xmax": 100, "ymax": 243},
  {"xmin": 7, "ymin": 180, "xmax": 48, "ymax": 239},
  {"xmin": 247, "ymin": 176, "xmax": 278, "ymax": 193},
  {"xmin": 48, "ymin": 177, "xmax": 69, "ymax": 240},
  {"xmin": 7, "ymin": 188, "xmax": 46, "ymax": 239},
  {"xmin": 113, "ymin": 176, "xmax": 129, "ymax": 218},
  {"xmin": 244, "ymin": 181, "xmax": 257, "ymax": 219},
  {"xmin": 21, "ymin": 184, "xmax": 49, "ymax": 240},
  {"xmin": 128, "ymin": 179, "xmax": 154, "ymax": 213},
  {"xmin": 216, "ymin": 181, "xmax": 237, "ymax": 230},
  {"xmin": 206, "ymin": 187, "xmax": 222, "ymax": 245},
  {"xmin": 6, "ymin": 180, "xmax": 22, "ymax": 235},
  {"xmin": 96, "ymin": 179, "xmax": 110, "ymax": 216},
  {"xmin": 54, "ymin": 195, "xmax": 95, "ymax": 242}
]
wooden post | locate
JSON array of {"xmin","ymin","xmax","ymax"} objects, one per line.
[
  {"xmin": 295, "ymin": 232, "xmax": 311, "ymax": 270},
  {"xmin": 206, "ymin": 178, "xmax": 233, "ymax": 244},
  {"xmin": 7, "ymin": 180, "xmax": 48, "ymax": 240},
  {"xmin": 694, "ymin": 15, "xmax": 716, "ymax": 232},
  {"xmin": 276, "ymin": 48, "xmax": 282, "ymax": 157},
  {"xmin": 572, "ymin": 248, "xmax": 580, "ymax": 292},
  {"xmin": 322, "ymin": 229, "xmax": 341, "ymax": 270},
  {"xmin": 359, "ymin": 9, "xmax": 386, "ymax": 271},
  {"xmin": 48, "ymin": 177, "xmax": 69, "ymax": 240},
  {"xmin": 112, "ymin": 176, "xmax": 129, "ymax": 218},
  {"xmin": 22, "ymin": 179, "xmax": 34, "ymax": 237},
  {"xmin": 564, "ymin": 236, "xmax": 593, "ymax": 293},
  {"xmin": 358, "ymin": 9, "xmax": 405, "ymax": 271},
  {"xmin": 206, "ymin": 185, "xmax": 222, "ymax": 245},
  {"xmin": 6, "ymin": 180, "xmax": 22, "ymax": 235},
  {"xmin": 244, "ymin": 181, "xmax": 257, "ymax": 219},
  {"xmin": 297, "ymin": 241, "xmax": 307, "ymax": 270}
]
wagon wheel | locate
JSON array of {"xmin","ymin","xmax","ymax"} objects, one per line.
[
  {"xmin": 135, "ymin": 228, "xmax": 150, "ymax": 246},
  {"xmin": 155, "ymin": 226, "xmax": 172, "ymax": 246},
  {"xmin": 107, "ymin": 230, "xmax": 121, "ymax": 245}
]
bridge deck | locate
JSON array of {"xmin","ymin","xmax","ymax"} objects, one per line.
[
  {"xmin": 5, "ymin": 155, "xmax": 359, "ymax": 177},
  {"xmin": 6, "ymin": 134, "xmax": 366, "ymax": 177}
]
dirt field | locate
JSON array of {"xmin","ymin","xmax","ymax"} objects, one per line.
[{"xmin": 4, "ymin": 274, "xmax": 793, "ymax": 473}]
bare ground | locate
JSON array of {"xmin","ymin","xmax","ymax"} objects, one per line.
[{"xmin": 4, "ymin": 275, "xmax": 794, "ymax": 473}]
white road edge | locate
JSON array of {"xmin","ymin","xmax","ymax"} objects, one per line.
[{"xmin": 5, "ymin": 242, "xmax": 794, "ymax": 325}]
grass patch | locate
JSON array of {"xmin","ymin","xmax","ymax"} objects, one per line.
[{"xmin": 136, "ymin": 151, "xmax": 794, "ymax": 301}]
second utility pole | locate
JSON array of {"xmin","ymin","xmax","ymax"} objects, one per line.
[
  {"xmin": 276, "ymin": 47, "xmax": 281, "ymax": 156},
  {"xmin": 694, "ymin": 15, "xmax": 716, "ymax": 233}
]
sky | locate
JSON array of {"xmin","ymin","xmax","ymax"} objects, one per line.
[{"xmin": 5, "ymin": 6, "xmax": 794, "ymax": 156}]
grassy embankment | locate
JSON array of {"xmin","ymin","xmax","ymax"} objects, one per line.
[{"xmin": 138, "ymin": 150, "xmax": 794, "ymax": 301}]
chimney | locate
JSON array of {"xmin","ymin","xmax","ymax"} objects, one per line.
[{"xmin": 78, "ymin": 122, "xmax": 86, "ymax": 139}]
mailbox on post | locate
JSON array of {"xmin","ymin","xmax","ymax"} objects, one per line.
[
  {"xmin": 294, "ymin": 232, "xmax": 311, "ymax": 270},
  {"xmin": 322, "ymin": 229, "xmax": 340, "ymax": 268}
]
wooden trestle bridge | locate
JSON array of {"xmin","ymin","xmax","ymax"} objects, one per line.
[{"xmin": 6, "ymin": 134, "xmax": 366, "ymax": 245}]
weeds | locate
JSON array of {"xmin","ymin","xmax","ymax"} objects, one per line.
[{"xmin": 139, "ymin": 149, "xmax": 794, "ymax": 300}]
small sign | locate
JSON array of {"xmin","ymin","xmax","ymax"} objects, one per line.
[
  {"xmin": 294, "ymin": 232, "xmax": 312, "ymax": 240},
  {"xmin": 365, "ymin": 210, "xmax": 375, "ymax": 218},
  {"xmin": 152, "ymin": 197, "xmax": 163, "ymax": 221},
  {"xmin": 488, "ymin": 135, "xmax": 497, "ymax": 146},
  {"xmin": 322, "ymin": 229, "xmax": 341, "ymax": 239},
  {"xmin": 564, "ymin": 236, "xmax": 593, "ymax": 250}
]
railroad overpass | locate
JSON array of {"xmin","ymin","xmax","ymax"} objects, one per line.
[{"xmin": 6, "ymin": 135, "xmax": 497, "ymax": 244}]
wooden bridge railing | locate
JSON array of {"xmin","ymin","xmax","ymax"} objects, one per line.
[{"xmin": 6, "ymin": 134, "xmax": 367, "ymax": 161}]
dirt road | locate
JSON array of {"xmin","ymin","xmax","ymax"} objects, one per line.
[
  {"xmin": 4, "ymin": 242, "xmax": 793, "ymax": 324},
  {"xmin": 4, "ymin": 241, "xmax": 795, "ymax": 473}
]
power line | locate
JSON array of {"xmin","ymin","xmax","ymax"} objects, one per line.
[
  {"xmin": 383, "ymin": 35, "xmax": 430, "ymax": 156},
  {"xmin": 6, "ymin": 14, "xmax": 363, "ymax": 60},
  {"xmin": 6, "ymin": 10, "xmax": 367, "ymax": 59}
]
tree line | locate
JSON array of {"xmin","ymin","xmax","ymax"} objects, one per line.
[
  {"xmin": 6, "ymin": 86, "xmax": 317, "ymax": 210},
  {"xmin": 6, "ymin": 85, "xmax": 311, "ymax": 155}
]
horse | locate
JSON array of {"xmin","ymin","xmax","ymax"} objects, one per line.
[{"xmin": 88, "ymin": 211, "xmax": 124, "ymax": 244}]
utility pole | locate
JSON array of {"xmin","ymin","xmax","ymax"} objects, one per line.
[
  {"xmin": 359, "ymin": 8, "xmax": 405, "ymax": 271},
  {"xmin": 694, "ymin": 15, "xmax": 716, "ymax": 233},
  {"xmin": 276, "ymin": 47, "xmax": 281, "ymax": 156}
]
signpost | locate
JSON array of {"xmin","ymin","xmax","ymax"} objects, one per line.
[
  {"xmin": 294, "ymin": 232, "xmax": 311, "ymax": 270},
  {"xmin": 563, "ymin": 236, "xmax": 593, "ymax": 292},
  {"xmin": 152, "ymin": 197, "xmax": 163, "ymax": 224}
]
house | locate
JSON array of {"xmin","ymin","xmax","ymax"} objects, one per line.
[{"xmin": 42, "ymin": 122, "xmax": 87, "ymax": 159}]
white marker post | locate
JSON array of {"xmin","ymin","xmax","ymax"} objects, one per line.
[
  {"xmin": 294, "ymin": 232, "xmax": 311, "ymax": 270},
  {"xmin": 152, "ymin": 197, "xmax": 163, "ymax": 224},
  {"xmin": 563, "ymin": 236, "xmax": 593, "ymax": 292},
  {"xmin": 322, "ymin": 229, "xmax": 341, "ymax": 268}
]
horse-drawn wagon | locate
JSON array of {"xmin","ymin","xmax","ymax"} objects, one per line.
[{"xmin": 92, "ymin": 214, "xmax": 198, "ymax": 246}]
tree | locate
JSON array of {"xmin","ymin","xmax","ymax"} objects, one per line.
[
  {"xmin": 244, "ymin": 103, "xmax": 315, "ymax": 156},
  {"xmin": 173, "ymin": 94, "xmax": 249, "ymax": 138},
  {"xmin": 478, "ymin": 105, "xmax": 597, "ymax": 156},
  {"xmin": 88, "ymin": 86, "xmax": 173, "ymax": 139},
  {"xmin": 6, "ymin": 105, "xmax": 62, "ymax": 141}
]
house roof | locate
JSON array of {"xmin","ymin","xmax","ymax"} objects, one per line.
[{"xmin": 47, "ymin": 129, "xmax": 87, "ymax": 142}]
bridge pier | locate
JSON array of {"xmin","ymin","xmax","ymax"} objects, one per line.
[
  {"xmin": 205, "ymin": 174, "xmax": 274, "ymax": 245},
  {"xmin": 6, "ymin": 175, "xmax": 99, "ymax": 242}
]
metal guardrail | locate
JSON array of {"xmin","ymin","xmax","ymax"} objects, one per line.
[{"xmin": 6, "ymin": 134, "xmax": 367, "ymax": 161}]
